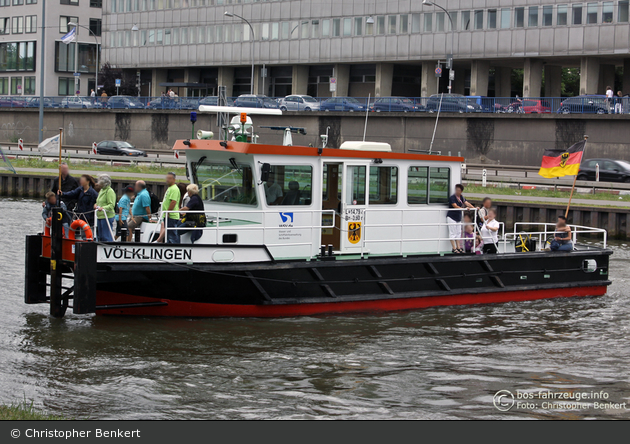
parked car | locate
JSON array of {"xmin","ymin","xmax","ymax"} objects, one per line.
[
  {"xmin": 25, "ymin": 97, "xmax": 59, "ymax": 108},
  {"xmin": 425, "ymin": 94, "xmax": 482, "ymax": 113},
  {"xmin": 0, "ymin": 97, "xmax": 28, "ymax": 107},
  {"xmin": 557, "ymin": 95, "xmax": 609, "ymax": 114},
  {"xmin": 146, "ymin": 97, "xmax": 176, "ymax": 110},
  {"xmin": 501, "ymin": 99, "xmax": 552, "ymax": 114},
  {"xmin": 106, "ymin": 96, "xmax": 145, "ymax": 109},
  {"xmin": 320, "ymin": 97, "xmax": 366, "ymax": 112},
  {"xmin": 233, "ymin": 94, "xmax": 279, "ymax": 109},
  {"xmin": 278, "ymin": 95, "xmax": 321, "ymax": 111},
  {"xmin": 578, "ymin": 158, "xmax": 630, "ymax": 183},
  {"xmin": 466, "ymin": 96, "xmax": 495, "ymax": 113},
  {"xmin": 198, "ymin": 96, "xmax": 234, "ymax": 107},
  {"xmin": 95, "ymin": 141, "xmax": 147, "ymax": 157},
  {"xmin": 370, "ymin": 97, "xmax": 423, "ymax": 112},
  {"xmin": 61, "ymin": 96, "xmax": 94, "ymax": 109},
  {"xmin": 178, "ymin": 98, "xmax": 199, "ymax": 110}
]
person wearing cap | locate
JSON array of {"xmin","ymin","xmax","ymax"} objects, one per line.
[{"xmin": 115, "ymin": 185, "xmax": 135, "ymax": 240}]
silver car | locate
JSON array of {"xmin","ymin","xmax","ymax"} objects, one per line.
[
  {"xmin": 61, "ymin": 96, "xmax": 94, "ymax": 109},
  {"xmin": 278, "ymin": 95, "xmax": 321, "ymax": 111}
]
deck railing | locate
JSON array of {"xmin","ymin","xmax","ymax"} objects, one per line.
[{"xmin": 509, "ymin": 222, "xmax": 608, "ymax": 250}]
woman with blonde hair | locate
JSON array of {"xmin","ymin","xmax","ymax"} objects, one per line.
[
  {"xmin": 177, "ymin": 183, "xmax": 205, "ymax": 243},
  {"xmin": 94, "ymin": 174, "xmax": 116, "ymax": 242}
]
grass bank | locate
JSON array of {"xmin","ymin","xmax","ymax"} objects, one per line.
[
  {"xmin": 11, "ymin": 157, "xmax": 185, "ymax": 176},
  {"xmin": 464, "ymin": 184, "xmax": 630, "ymax": 203},
  {"xmin": 0, "ymin": 402, "xmax": 67, "ymax": 420}
]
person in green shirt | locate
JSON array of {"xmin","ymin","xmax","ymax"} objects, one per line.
[
  {"xmin": 155, "ymin": 172, "xmax": 181, "ymax": 244},
  {"xmin": 95, "ymin": 174, "xmax": 116, "ymax": 242}
]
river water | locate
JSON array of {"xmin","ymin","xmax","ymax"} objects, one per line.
[{"xmin": 1, "ymin": 197, "xmax": 629, "ymax": 420}]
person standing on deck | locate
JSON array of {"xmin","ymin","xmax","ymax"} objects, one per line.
[
  {"xmin": 155, "ymin": 172, "xmax": 180, "ymax": 244},
  {"xmin": 50, "ymin": 162, "xmax": 79, "ymax": 211},
  {"xmin": 446, "ymin": 184, "xmax": 474, "ymax": 254},
  {"xmin": 94, "ymin": 174, "xmax": 116, "ymax": 242},
  {"xmin": 127, "ymin": 180, "xmax": 151, "ymax": 241}
]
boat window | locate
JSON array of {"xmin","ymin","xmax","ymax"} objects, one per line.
[
  {"xmin": 408, "ymin": 166, "xmax": 428, "ymax": 204},
  {"xmin": 265, "ymin": 165, "xmax": 313, "ymax": 206},
  {"xmin": 346, "ymin": 165, "xmax": 366, "ymax": 205},
  {"xmin": 369, "ymin": 166, "xmax": 398, "ymax": 205},
  {"xmin": 196, "ymin": 162, "xmax": 258, "ymax": 206},
  {"xmin": 429, "ymin": 167, "xmax": 450, "ymax": 204}
]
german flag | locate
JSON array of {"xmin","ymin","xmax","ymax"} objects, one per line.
[{"xmin": 538, "ymin": 140, "xmax": 586, "ymax": 178}]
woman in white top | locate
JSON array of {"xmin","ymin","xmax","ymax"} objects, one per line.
[{"xmin": 481, "ymin": 208, "xmax": 500, "ymax": 254}]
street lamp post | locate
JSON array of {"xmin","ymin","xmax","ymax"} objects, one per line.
[
  {"xmin": 291, "ymin": 21, "xmax": 309, "ymax": 36},
  {"xmin": 422, "ymin": 0, "xmax": 454, "ymax": 93},
  {"xmin": 68, "ymin": 22, "xmax": 100, "ymax": 97},
  {"xmin": 224, "ymin": 12, "xmax": 255, "ymax": 95}
]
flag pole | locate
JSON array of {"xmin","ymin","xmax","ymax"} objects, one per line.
[
  {"xmin": 565, "ymin": 135, "xmax": 588, "ymax": 218},
  {"xmin": 58, "ymin": 127, "xmax": 63, "ymax": 202}
]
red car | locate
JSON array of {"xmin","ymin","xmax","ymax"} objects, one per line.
[{"xmin": 503, "ymin": 99, "xmax": 552, "ymax": 114}]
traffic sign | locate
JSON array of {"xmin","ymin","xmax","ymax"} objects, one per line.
[
  {"xmin": 435, "ymin": 66, "xmax": 442, "ymax": 77},
  {"xmin": 73, "ymin": 72, "xmax": 81, "ymax": 77},
  {"xmin": 115, "ymin": 79, "xmax": 121, "ymax": 87},
  {"xmin": 449, "ymin": 70, "xmax": 455, "ymax": 81}
]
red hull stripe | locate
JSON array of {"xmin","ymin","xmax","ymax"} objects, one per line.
[
  {"xmin": 540, "ymin": 151, "xmax": 583, "ymax": 169},
  {"xmin": 95, "ymin": 286, "xmax": 608, "ymax": 317}
]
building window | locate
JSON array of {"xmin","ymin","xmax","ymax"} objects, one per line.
[
  {"xmin": 528, "ymin": 6, "xmax": 539, "ymax": 27},
  {"xmin": 365, "ymin": 17, "xmax": 373, "ymax": 35},
  {"xmin": 424, "ymin": 13, "xmax": 432, "ymax": 32},
  {"xmin": 164, "ymin": 28, "xmax": 171, "ymax": 45},
  {"xmin": 602, "ymin": 2, "xmax": 613, "ymax": 23},
  {"xmin": 270, "ymin": 22, "xmax": 278, "ymax": 40},
  {"xmin": 58, "ymin": 77, "xmax": 73, "ymax": 96},
  {"xmin": 354, "ymin": 17, "xmax": 362, "ymax": 36},
  {"xmin": 311, "ymin": 20, "xmax": 319, "ymax": 38},
  {"xmin": 461, "ymin": 11, "xmax": 470, "ymax": 30},
  {"xmin": 542, "ymin": 5, "xmax": 553, "ymax": 26},
  {"xmin": 557, "ymin": 5, "xmax": 568, "ymax": 25},
  {"xmin": 10, "ymin": 77, "xmax": 21, "ymax": 94},
  {"xmin": 0, "ymin": 18, "xmax": 8, "ymax": 35},
  {"xmin": 474, "ymin": 10, "xmax": 483, "ymax": 29},
  {"xmin": 0, "ymin": 0, "xmax": 10, "ymax": 5},
  {"xmin": 387, "ymin": 15, "xmax": 396, "ymax": 34},
  {"xmin": 13, "ymin": 0, "xmax": 23, "ymax": 4},
  {"xmin": 411, "ymin": 13, "xmax": 421, "ymax": 32},
  {"xmin": 376, "ymin": 16, "xmax": 385, "ymax": 34},
  {"xmin": 587, "ymin": 3, "xmax": 598, "ymax": 23},
  {"xmin": 487, "ymin": 9, "xmax": 497, "ymax": 29},
  {"xmin": 89, "ymin": 19, "xmax": 101, "ymax": 36},
  {"xmin": 369, "ymin": 167, "xmax": 398, "ymax": 205},
  {"xmin": 23, "ymin": 76, "xmax": 35, "ymax": 94},
  {"xmin": 321, "ymin": 19, "xmax": 329, "ymax": 37},
  {"xmin": 343, "ymin": 17, "xmax": 351, "ymax": 36},
  {"xmin": 620, "ymin": 1, "xmax": 629, "ymax": 22},
  {"xmin": 0, "ymin": 77, "xmax": 7, "ymax": 94},
  {"xmin": 60, "ymin": 0, "xmax": 79, "ymax": 5},
  {"xmin": 435, "ymin": 12, "xmax": 444, "ymax": 31},
  {"xmin": 0, "ymin": 41, "xmax": 36, "ymax": 71},
  {"xmin": 25, "ymin": 16, "xmax": 37, "ymax": 33},
  {"xmin": 26, "ymin": 0, "xmax": 37, "ymax": 3},
  {"xmin": 59, "ymin": 17, "xmax": 78, "ymax": 34},
  {"xmin": 501, "ymin": 8, "xmax": 511, "ymax": 28},
  {"xmin": 12, "ymin": 17, "xmax": 23, "ymax": 34},
  {"xmin": 90, "ymin": 0, "xmax": 101, "ymax": 6},
  {"xmin": 280, "ymin": 22, "xmax": 289, "ymax": 39},
  {"xmin": 55, "ymin": 42, "xmax": 97, "ymax": 73},
  {"xmin": 399, "ymin": 14, "xmax": 408, "ymax": 33},
  {"xmin": 573, "ymin": 4, "xmax": 583, "ymax": 24},
  {"xmin": 332, "ymin": 18, "xmax": 340, "ymax": 37},
  {"xmin": 514, "ymin": 7, "xmax": 525, "ymax": 27}
]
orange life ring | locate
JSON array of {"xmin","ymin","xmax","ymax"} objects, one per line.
[
  {"xmin": 68, "ymin": 219, "xmax": 94, "ymax": 241},
  {"xmin": 44, "ymin": 217, "xmax": 67, "ymax": 237}
]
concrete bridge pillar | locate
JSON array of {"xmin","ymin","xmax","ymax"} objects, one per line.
[
  {"xmin": 292, "ymin": 65, "xmax": 309, "ymax": 95},
  {"xmin": 624, "ymin": 59, "xmax": 630, "ymax": 95},
  {"xmin": 151, "ymin": 69, "xmax": 168, "ymax": 96},
  {"xmin": 217, "ymin": 67, "xmax": 234, "ymax": 97},
  {"xmin": 451, "ymin": 66, "xmax": 466, "ymax": 95},
  {"xmin": 523, "ymin": 58, "xmax": 543, "ymax": 97},
  {"xmin": 580, "ymin": 57, "xmax": 600, "ymax": 95},
  {"xmin": 470, "ymin": 60, "xmax": 490, "ymax": 96},
  {"xmin": 421, "ymin": 61, "xmax": 439, "ymax": 97},
  {"xmin": 544, "ymin": 65, "xmax": 563, "ymax": 98},
  {"xmin": 494, "ymin": 67, "xmax": 512, "ymax": 98},
  {"xmin": 333, "ymin": 64, "xmax": 350, "ymax": 97},
  {"xmin": 375, "ymin": 63, "xmax": 394, "ymax": 97}
]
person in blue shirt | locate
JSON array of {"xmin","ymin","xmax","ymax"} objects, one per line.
[
  {"xmin": 446, "ymin": 184, "xmax": 475, "ymax": 254},
  {"xmin": 59, "ymin": 174, "xmax": 98, "ymax": 227},
  {"xmin": 127, "ymin": 180, "xmax": 152, "ymax": 242},
  {"xmin": 115, "ymin": 185, "xmax": 135, "ymax": 240}
]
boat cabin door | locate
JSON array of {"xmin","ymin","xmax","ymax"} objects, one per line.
[
  {"xmin": 340, "ymin": 163, "xmax": 369, "ymax": 253},
  {"xmin": 321, "ymin": 163, "xmax": 342, "ymax": 250}
]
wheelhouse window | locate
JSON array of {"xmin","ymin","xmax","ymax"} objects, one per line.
[
  {"xmin": 407, "ymin": 166, "xmax": 450, "ymax": 204},
  {"xmin": 346, "ymin": 165, "xmax": 366, "ymax": 205},
  {"xmin": 369, "ymin": 166, "xmax": 398, "ymax": 205},
  {"xmin": 196, "ymin": 162, "xmax": 258, "ymax": 206},
  {"xmin": 265, "ymin": 165, "xmax": 313, "ymax": 206}
]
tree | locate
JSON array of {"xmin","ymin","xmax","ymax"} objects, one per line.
[
  {"xmin": 98, "ymin": 63, "xmax": 138, "ymax": 96},
  {"xmin": 561, "ymin": 68, "xmax": 580, "ymax": 97}
]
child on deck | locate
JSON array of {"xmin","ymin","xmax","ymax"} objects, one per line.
[{"xmin": 463, "ymin": 213, "xmax": 484, "ymax": 254}]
